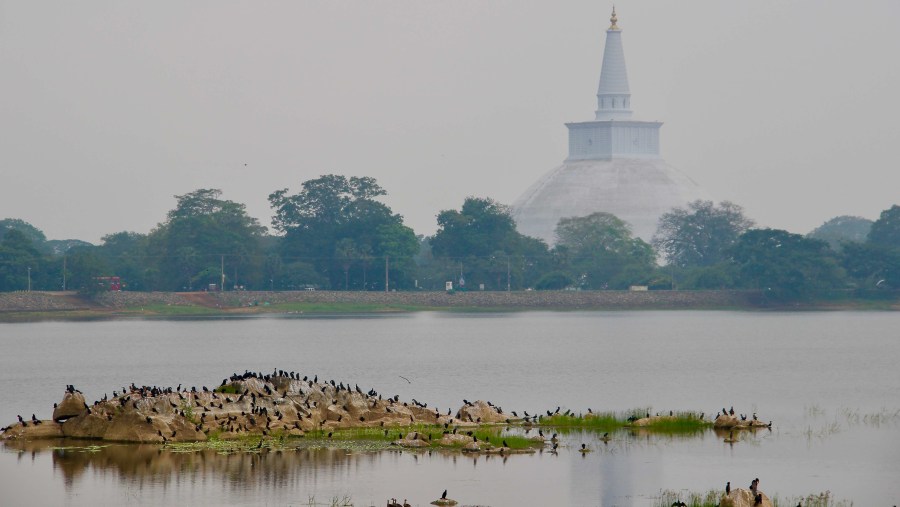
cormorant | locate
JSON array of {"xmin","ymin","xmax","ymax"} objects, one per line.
[
  {"xmin": 441, "ymin": 489, "xmax": 447, "ymax": 500},
  {"xmin": 726, "ymin": 481, "xmax": 730, "ymax": 495}
]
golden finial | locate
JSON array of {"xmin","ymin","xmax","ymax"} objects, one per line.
[{"xmin": 609, "ymin": 6, "xmax": 619, "ymax": 30}]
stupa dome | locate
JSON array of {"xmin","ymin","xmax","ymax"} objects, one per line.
[
  {"xmin": 512, "ymin": 8, "xmax": 707, "ymax": 244},
  {"xmin": 512, "ymin": 158, "xmax": 707, "ymax": 243}
]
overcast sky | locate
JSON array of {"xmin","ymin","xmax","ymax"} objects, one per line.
[{"xmin": 2, "ymin": 1, "xmax": 898, "ymax": 243}]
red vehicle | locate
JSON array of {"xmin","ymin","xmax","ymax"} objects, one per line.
[{"xmin": 94, "ymin": 276, "xmax": 122, "ymax": 291}]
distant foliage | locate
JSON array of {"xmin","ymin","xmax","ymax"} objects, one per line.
[
  {"xmin": 653, "ymin": 200, "xmax": 754, "ymax": 268},
  {"xmin": 426, "ymin": 197, "xmax": 551, "ymax": 290},
  {"xmin": 555, "ymin": 212, "xmax": 656, "ymax": 289},
  {"xmin": 147, "ymin": 189, "xmax": 268, "ymax": 291},
  {"xmin": 867, "ymin": 204, "xmax": 900, "ymax": 248},
  {"xmin": 269, "ymin": 175, "xmax": 418, "ymax": 290},
  {"xmin": 731, "ymin": 228, "xmax": 846, "ymax": 299},
  {"xmin": 807, "ymin": 215, "xmax": 872, "ymax": 250},
  {"xmin": 0, "ymin": 218, "xmax": 47, "ymax": 246}
]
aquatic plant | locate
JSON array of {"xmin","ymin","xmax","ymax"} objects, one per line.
[
  {"xmin": 654, "ymin": 489, "xmax": 854, "ymax": 507},
  {"xmin": 538, "ymin": 409, "xmax": 711, "ymax": 435}
]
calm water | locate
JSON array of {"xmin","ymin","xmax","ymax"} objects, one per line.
[{"xmin": 1, "ymin": 311, "xmax": 898, "ymax": 506}]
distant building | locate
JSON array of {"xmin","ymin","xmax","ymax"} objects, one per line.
[{"xmin": 513, "ymin": 8, "xmax": 707, "ymax": 244}]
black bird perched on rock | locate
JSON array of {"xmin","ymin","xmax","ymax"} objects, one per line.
[
  {"xmin": 441, "ymin": 489, "xmax": 447, "ymax": 500},
  {"xmin": 726, "ymin": 481, "xmax": 730, "ymax": 495},
  {"xmin": 754, "ymin": 493, "xmax": 762, "ymax": 505}
]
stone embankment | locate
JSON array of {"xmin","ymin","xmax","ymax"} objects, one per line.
[
  {"xmin": 0, "ymin": 292, "xmax": 90, "ymax": 312},
  {"xmin": 91, "ymin": 291, "xmax": 194, "ymax": 309},
  {"xmin": 210, "ymin": 289, "xmax": 761, "ymax": 309},
  {"xmin": 0, "ymin": 289, "xmax": 764, "ymax": 314},
  {"xmin": 1, "ymin": 371, "xmax": 518, "ymax": 447}
]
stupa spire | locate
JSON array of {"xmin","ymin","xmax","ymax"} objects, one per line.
[{"xmin": 595, "ymin": 6, "xmax": 632, "ymax": 120}]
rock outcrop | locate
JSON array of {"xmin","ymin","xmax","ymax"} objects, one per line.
[
  {"xmin": 2, "ymin": 372, "xmax": 514, "ymax": 443},
  {"xmin": 456, "ymin": 400, "xmax": 509, "ymax": 424},
  {"xmin": 718, "ymin": 488, "xmax": 773, "ymax": 507},
  {"xmin": 714, "ymin": 414, "xmax": 770, "ymax": 429},
  {"xmin": 53, "ymin": 391, "xmax": 87, "ymax": 422}
]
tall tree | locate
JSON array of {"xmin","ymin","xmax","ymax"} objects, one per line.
[
  {"xmin": 148, "ymin": 189, "xmax": 267, "ymax": 290},
  {"xmin": 431, "ymin": 198, "xmax": 520, "ymax": 259},
  {"xmin": 269, "ymin": 175, "xmax": 418, "ymax": 289},
  {"xmin": 731, "ymin": 228, "xmax": 846, "ymax": 299},
  {"xmin": 0, "ymin": 229, "xmax": 42, "ymax": 291},
  {"xmin": 0, "ymin": 218, "xmax": 47, "ymax": 247},
  {"xmin": 653, "ymin": 200, "xmax": 754, "ymax": 268},
  {"xmin": 429, "ymin": 197, "xmax": 549, "ymax": 290},
  {"xmin": 555, "ymin": 212, "xmax": 656, "ymax": 289},
  {"xmin": 867, "ymin": 205, "xmax": 900, "ymax": 249}
]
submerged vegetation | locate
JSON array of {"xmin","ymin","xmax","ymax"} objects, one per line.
[
  {"xmin": 655, "ymin": 489, "xmax": 853, "ymax": 507},
  {"xmin": 162, "ymin": 423, "xmax": 541, "ymax": 455},
  {"xmin": 538, "ymin": 409, "xmax": 711, "ymax": 435},
  {"xmin": 151, "ymin": 411, "xmax": 719, "ymax": 457}
]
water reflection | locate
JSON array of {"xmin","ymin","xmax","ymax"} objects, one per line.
[{"xmin": 0, "ymin": 425, "xmax": 795, "ymax": 507}]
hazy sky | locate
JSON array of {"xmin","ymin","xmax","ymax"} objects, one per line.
[{"xmin": 2, "ymin": 1, "xmax": 899, "ymax": 243}]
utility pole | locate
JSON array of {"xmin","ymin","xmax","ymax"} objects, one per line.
[
  {"xmin": 62, "ymin": 256, "xmax": 67, "ymax": 291},
  {"xmin": 507, "ymin": 256, "xmax": 511, "ymax": 292},
  {"xmin": 27, "ymin": 266, "xmax": 31, "ymax": 292},
  {"xmin": 220, "ymin": 255, "xmax": 225, "ymax": 292},
  {"xmin": 384, "ymin": 256, "xmax": 389, "ymax": 292}
]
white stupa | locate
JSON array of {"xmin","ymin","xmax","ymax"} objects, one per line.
[{"xmin": 512, "ymin": 8, "xmax": 707, "ymax": 244}]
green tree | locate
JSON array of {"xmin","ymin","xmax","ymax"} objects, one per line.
[
  {"xmin": 65, "ymin": 246, "xmax": 110, "ymax": 294},
  {"xmin": 97, "ymin": 232, "xmax": 151, "ymax": 290},
  {"xmin": 0, "ymin": 218, "xmax": 47, "ymax": 248},
  {"xmin": 653, "ymin": 200, "xmax": 754, "ymax": 268},
  {"xmin": 841, "ymin": 242, "xmax": 900, "ymax": 290},
  {"xmin": 148, "ymin": 189, "xmax": 267, "ymax": 290},
  {"xmin": 867, "ymin": 205, "xmax": 900, "ymax": 249},
  {"xmin": 731, "ymin": 228, "xmax": 846, "ymax": 299},
  {"xmin": 431, "ymin": 198, "xmax": 520, "ymax": 259},
  {"xmin": 554, "ymin": 212, "xmax": 656, "ymax": 289},
  {"xmin": 0, "ymin": 229, "xmax": 42, "ymax": 291},
  {"xmin": 269, "ymin": 175, "xmax": 418, "ymax": 289},
  {"xmin": 430, "ymin": 197, "xmax": 549, "ymax": 290}
]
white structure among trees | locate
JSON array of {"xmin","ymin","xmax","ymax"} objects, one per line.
[{"xmin": 513, "ymin": 8, "xmax": 707, "ymax": 244}]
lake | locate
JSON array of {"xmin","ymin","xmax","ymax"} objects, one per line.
[{"xmin": 1, "ymin": 311, "xmax": 898, "ymax": 506}]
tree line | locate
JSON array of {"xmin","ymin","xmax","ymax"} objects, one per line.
[{"xmin": 2, "ymin": 174, "xmax": 899, "ymax": 300}]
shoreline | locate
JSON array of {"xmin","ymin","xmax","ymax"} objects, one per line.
[{"xmin": 1, "ymin": 289, "xmax": 898, "ymax": 321}]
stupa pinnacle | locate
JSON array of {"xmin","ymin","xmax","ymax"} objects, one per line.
[{"xmin": 512, "ymin": 8, "xmax": 706, "ymax": 244}]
